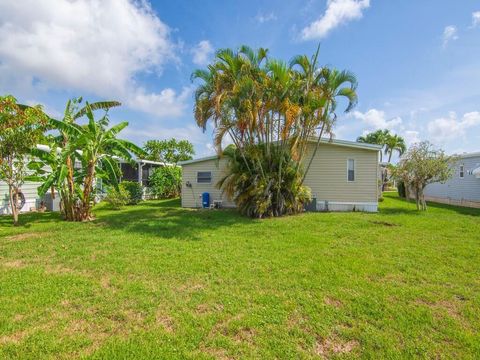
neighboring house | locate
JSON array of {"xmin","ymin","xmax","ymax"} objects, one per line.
[
  {"xmin": 180, "ymin": 138, "xmax": 382, "ymax": 212},
  {"xmin": 424, "ymin": 152, "xmax": 480, "ymax": 208},
  {"xmin": 0, "ymin": 156, "xmax": 167, "ymax": 215},
  {"xmin": 0, "ymin": 180, "xmax": 45, "ymax": 215},
  {"xmin": 119, "ymin": 159, "xmax": 168, "ymax": 187}
]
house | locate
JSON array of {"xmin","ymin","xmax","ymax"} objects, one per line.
[
  {"xmin": 0, "ymin": 155, "xmax": 167, "ymax": 215},
  {"xmin": 179, "ymin": 138, "xmax": 382, "ymax": 212},
  {"xmin": 0, "ymin": 180, "xmax": 45, "ymax": 215},
  {"xmin": 424, "ymin": 152, "xmax": 480, "ymax": 208},
  {"xmin": 119, "ymin": 159, "xmax": 169, "ymax": 187}
]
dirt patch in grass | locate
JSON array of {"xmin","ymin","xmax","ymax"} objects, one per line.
[
  {"xmin": 415, "ymin": 299, "xmax": 463, "ymax": 321},
  {"xmin": 232, "ymin": 327, "xmax": 256, "ymax": 344},
  {"xmin": 370, "ymin": 220, "xmax": 399, "ymax": 227},
  {"xmin": 324, "ymin": 296, "xmax": 343, "ymax": 308},
  {"xmin": 0, "ymin": 329, "xmax": 29, "ymax": 345},
  {"xmin": 155, "ymin": 311, "xmax": 175, "ymax": 333},
  {"xmin": 196, "ymin": 303, "xmax": 224, "ymax": 315},
  {"xmin": 198, "ymin": 344, "xmax": 233, "ymax": 360},
  {"xmin": 2, "ymin": 259, "xmax": 25, "ymax": 268},
  {"xmin": 44, "ymin": 264, "xmax": 77, "ymax": 275},
  {"xmin": 100, "ymin": 276, "xmax": 116, "ymax": 292},
  {"xmin": 178, "ymin": 281, "xmax": 205, "ymax": 293},
  {"xmin": 4, "ymin": 232, "xmax": 42, "ymax": 242},
  {"xmin": 314, "ymin": 336, "xmax": 359, "ymax": 357}
]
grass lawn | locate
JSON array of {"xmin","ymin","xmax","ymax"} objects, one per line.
[{"xmin": 0, "ymin": 193, "xmax": 479, "ymax": 359}]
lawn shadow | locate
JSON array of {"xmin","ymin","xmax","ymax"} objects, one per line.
[
  {"xmin": 93, "ymin": 199, "xmax": 253, "ymax": 240},
  {"xmin": 424, "ymin": 200, "xmax": 480, "ymax": 216},
  {"xmin": 0, "ymin": 211, "xmax": 63, "ymax": 229},
  {"xmin": 381, "ymin": 193, "xmax": 480, "ymax": 217}
]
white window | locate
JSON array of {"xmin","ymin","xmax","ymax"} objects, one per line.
[
  {"xmin": 197, "ymin": 171, "xmax": 212, "ymax": 183},
  {"xmin": 459, "ymin": 164, "xmax": 464, "ymax": 178},
  {"xmin": 347, "ymin": 159, "xmax": 355, "ymax": 182}
]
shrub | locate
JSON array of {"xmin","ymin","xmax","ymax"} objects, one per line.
[
  {"xmin": 120, "ymin": 181, "xmax": 143, "ymax": 205},
  {"xmin": 104, "ymin": 186, "xmax": 129, "ymax": 209},
  {"xmin": 148, "ymin": 166, "xmax": 181, "ymax": 199},
  {"xmin": 218, "ymin": 146, "xmax": 312, "ymax": 218}
]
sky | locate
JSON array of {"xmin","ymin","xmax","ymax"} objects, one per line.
[{"xmin": 1, "ymin": 0, "xmax": 480, "ymax": 161}]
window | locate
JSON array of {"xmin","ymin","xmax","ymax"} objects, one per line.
[
  {"xmin": 347, "ymin": 159, "xmax": 355, "ymax": 182},
  {"xmin": 459, "ymin": 164, "xmax": 464, "ymax": 178},
  {"xmin": 197, "ymin": 171, "xmax": 212, "ymax": 183}
]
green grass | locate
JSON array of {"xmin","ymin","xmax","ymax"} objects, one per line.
[{"xmin": 0, "ymin": 193, "xmax": 479, "ymax": 359}]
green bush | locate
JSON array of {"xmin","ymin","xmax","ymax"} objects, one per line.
[
  {"xmin": 148, "ymin": 166, "xmax": 181, "ymax": 199},
  {"xmin": 120, "ymin": 181, "xmax": 143, "ymax": 205},
  {"xmin": 104, "ymin": 186, "xmax": 129, "ymax": 209},
  {"xmin": 218, "ymin": 146, "xmax": 312, "ymax": 218}
]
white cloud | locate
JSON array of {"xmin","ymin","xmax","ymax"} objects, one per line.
[
  {"xmin": 442, "ymin": 25, "xmax": 458, "ymax": 48},
  {"xmin": 403, "ymin": 130, "xmax": 421, "ymax": 146},
  {"xmin": 472, "ymin": 11, "xmax": 480, "ymax": 27},
  {"xmin": 427, "ymin": 111, "xmax": 480, "ymax": 143},
  {"xmin": 126, "ymin": 86, "xmax": 192, "ymax": 118},
  {"xmin": 351, "ymin": 108, "xmax": 402, "ymax": 131},
  {"xmin": 301, "ymin": 0, "xmax": 370, "ymax": 40},
  {"xmin": 191, "ymin": 40, "xmax": 214, "ymax": 66},
  {"xmin": 0, "ymin": 0, "xmax": 187, "ymax": 118},
  {"xmin": 255, "ymin": 12, "xmax": 277, "ymax": 24}
]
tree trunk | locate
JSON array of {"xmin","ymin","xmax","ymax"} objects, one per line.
[
  {"xmin": 421, "ymin": 187, "xmax": 427, "ymax": 211},
  {"xmin": 415, "ymin": 186, "xmax": 420, "ymax": 210},
  {"xmin": 8, "ymin": 184, "xmax": 19, "ymax": 226},
  {"xmin": 80, "ymin": 161, "xmax": 96, "ymax": 221},
  {"xmin": 64, "ymin": 155, "xmax": 76, "ymax": 221}
]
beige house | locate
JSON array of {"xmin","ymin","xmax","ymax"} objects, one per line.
[{"xmin": 180, "ymin": 138, "xmax": 381, "ymax": 212}]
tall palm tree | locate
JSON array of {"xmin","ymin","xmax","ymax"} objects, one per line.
[
  {"xmin": 191, "ymin": 45, "xmax": 358, "ymax": 217},
  {"xmin": 384, "ymin": 134, "xmax": 406, "ymax": 162},
  {"xmin": 357, "ymin": 129, "xmax": 390, "ymax": 162}
]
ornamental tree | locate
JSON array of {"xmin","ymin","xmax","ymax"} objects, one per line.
[
  {"xmin": 395, "ymin": 141, "xmax": 456, "ymax": 211},
  {"xmin": 0, "ymin": 95, "xmax": 47, "ymax": 225}
]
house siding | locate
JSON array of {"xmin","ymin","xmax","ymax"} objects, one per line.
[
  {"xmin": 303, "ymin": 143, "xmax": 378, "ymax": 205},
  {"xmin": 0, "ymin": 181, "xmax": 43, "ymax": 215},
  {"xmin": 181, "ymin": 158, "xmax": 236, "ymax": 208},
  {"xmin": 181, "ymin": 141, "xmax": 379, "ymax": 211},
  {"xmin": 424, "ymin": 155, "xmax": 480, "ymax": 208}
]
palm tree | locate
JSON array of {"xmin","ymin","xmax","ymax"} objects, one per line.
[
  {"xmin": 192, "ymin": 45, "xmax": 359, "ymax": 217},
  {"xmin": 384, "ymin": 134, "xmax": 406, "ymax": 162},
  {"xmin": 357, "ymin": 129, "xmax": 390, "ymax": 162}
]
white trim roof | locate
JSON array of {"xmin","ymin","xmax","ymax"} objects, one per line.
[
  {"xmin": 179, "ymin": 138, "xmax": 382, "ymax": 166},
  {"xmin": 455, "ymin": 151, "xmax": 480, "ymax": 159}
]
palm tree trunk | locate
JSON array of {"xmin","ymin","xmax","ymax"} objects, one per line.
[{"xmin": 300, "ymin": 121, "xmax": 326, "ymax": 186}]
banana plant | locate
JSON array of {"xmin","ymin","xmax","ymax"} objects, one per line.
[{"xmin": 32, "ymin": 98, "xmax": 143, "ymax": 221}]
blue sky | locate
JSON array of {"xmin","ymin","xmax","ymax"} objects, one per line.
[{"xmin": 1, "ymin": 0, "xmax": 479, "ymax": 160}]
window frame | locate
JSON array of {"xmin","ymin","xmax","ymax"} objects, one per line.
[
  {"xmin": 197, "ymin": 171, "xmax": 212, "ymax": 184},
  {"xmin": 459, "ymin": 164, "xmax": 464, "ymax": 179},
  {"xmin": 347, "ymin": 158, "xmax": 355, "ymax": 182}
]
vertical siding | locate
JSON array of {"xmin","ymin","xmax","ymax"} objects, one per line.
[
  {"xmin": 181, "ymin": 158, "xmax": 235, "ymax": 208},
  {"xmin": 181, "ymin": 142, "xmax": 379, "ymax": 208},
  {"xmin": 303, "ymin": 143, "xmax": 379, "ymax": 203},
  {"xmin": 424, "ymin": 156, "xmax": 480, "ymax": 204}
]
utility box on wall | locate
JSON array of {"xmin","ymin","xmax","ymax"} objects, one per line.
[{"xmin": 44, "ymin": 193, "xmax": 61, "ymax": 211}]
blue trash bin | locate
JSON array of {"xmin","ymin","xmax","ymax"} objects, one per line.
[{"xmin": 202, "ymin": 192, "xmax": 210, "ymax": 208}]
